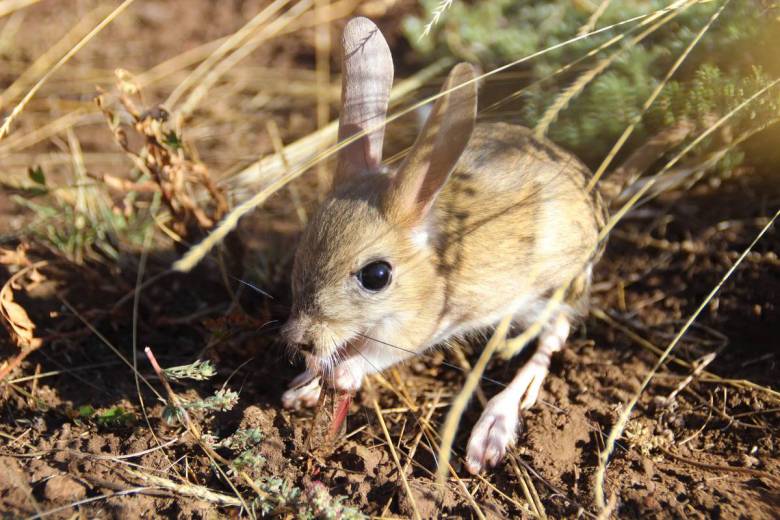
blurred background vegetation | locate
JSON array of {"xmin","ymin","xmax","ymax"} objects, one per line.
[{"xmin": 405, "ymin": 0, "xmax": 780, "ymax": 167}]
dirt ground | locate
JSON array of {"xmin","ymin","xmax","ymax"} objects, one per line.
[{"xmin": 1, "ymin": 1, "xmax": 779, "ymax": 518}]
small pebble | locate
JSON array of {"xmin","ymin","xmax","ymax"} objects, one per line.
[
  {"xmin": 43, "ymin": 475, "xmax": 86, "ymax": 502},
  {"xmin": 741, "ymin": 454, "xmax": 760, "ymax": 468}
]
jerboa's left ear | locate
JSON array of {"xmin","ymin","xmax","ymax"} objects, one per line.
[
  {"xmin": 335, "ymin": 17, "xmax": 394, "ymax": 185},
  {"xmin": 383, "ymin": 63, "xmax": 477, "ymax": 223}
]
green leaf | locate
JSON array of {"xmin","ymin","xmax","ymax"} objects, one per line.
[
  {"xmin": 78, "ymin": 405, "xmax": 96, "ymax": 417},
  {"xmin": 163, "ymin": 131, "xmax": 182, "ymax": 150},
  {"xmin": 28, "ymin": 166, "xmax": 46, "ymax": 186},
  {"xmin": 95, "ymin": 406, "xmax": 135, "ymax": 428}
]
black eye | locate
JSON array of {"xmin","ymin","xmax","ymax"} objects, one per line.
[{"xmin": 357, "ymin": 261, "xmax": 392, "ymax": 291}]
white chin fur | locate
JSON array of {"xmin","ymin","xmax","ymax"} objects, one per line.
[{"xmin": 307, "ymin": 336, "xmax": 360, "ymax": 374}]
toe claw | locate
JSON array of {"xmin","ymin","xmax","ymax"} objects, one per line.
[
  {"xmin": 466, "ymin": 402, "xmax": 519, "ymax": 474},
  {"xmin": 282, "ymin": 376, "xmax": 321, "ymax": 410}
]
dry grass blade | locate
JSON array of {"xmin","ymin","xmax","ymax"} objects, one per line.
[
  {"xmin": 27, "ymin": 486, "xmax": 156, "ymax": 520},
  {"xmin": 420, "ymin": 0, "xmax": 452, "ymax": 39},
  {"xmin": 485, "ymin": 0, "xmax": 692, "ymax": 115},
  {"xmin": 228, "ymin": 56, "xmax": 453, "ymax": 196},
  {"xmin": 125, "ymin": 468, "xmax": 242, "ymax": 506},
  {"xmin": 370, "ymin": 375, "xmax": 488, "ymax": 519},
  {"xmin": 593, "ymin": 209, "xmax": 779, "ymax": 510},
  {"xmin": 577, "ymin": 0, "xmax": 613, "ymax": 36},
  {"xmin": 509, "ymin": 456, "xmax": 541, "ymax": 518},
  {"xmin": 135, "ymin": 37, "xmax": 227, "ymax": 88},
  {"xmin": 0, "ymin": 109, "xmax": 95, "ymax": 156},
  {"xmin": 266, "ymin": 119, "xmax": 307, "ymax": 224},
  {"xmin": 590, "ymin": 308, "xmax": 776, "ymax": 401},
  {"xmin": 0, "ymin": 0, "xmax": 40, "ymax": 18},
  {"xmin": 661, "ymin": 352, "xmax": 716, "ymax": 406},
  {"xmin": 656, "ymin": 445, "xmax": 780, "ymax": 484},
  {"xmin": 314, "ymin": 0, "xmax": 332, "ymax": 195},
  {"xmin": 620, "ymin": 115, "xmax": 780, "ymax": 206},
  {"xmin": 372, "ymin": 397, "xmax": 422, "ymax": 520},
  {"xmin": 601, "ymin": 77, "xmax": 780, "ymax": 238},
  {"xmin": 0, "ymin": 0, "xmax": 136, "ymax": 140}
]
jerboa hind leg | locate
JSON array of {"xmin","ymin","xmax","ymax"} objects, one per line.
[{"xmin": 465, "ymin": 272, "xmax": 592, "ymax": 474}]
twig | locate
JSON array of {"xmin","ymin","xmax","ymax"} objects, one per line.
[
  {"xmin": 660, "ymin": 352, "xmax": 716, "ymax": 407},
  {"xmin": 143, "ymin": 346, "xmax": 254, "ymax": 517},
  {"xmin": 125, "ymin": 468, "xmax": 242, "ymax": 506},
  {"xmin": 657, "ymin": 446, "xmax": 780, "ymax": 485}
]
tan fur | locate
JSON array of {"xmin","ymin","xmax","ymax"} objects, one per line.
[{"xmin": 283, "ymin": 122, "xmax": 606, "ymax": 371}]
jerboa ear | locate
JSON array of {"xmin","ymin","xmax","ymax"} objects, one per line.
[
  {"xmin": 335, "ymin": 17, "xmax": 394, "ymax": 184},
  {"xmin": 383, "ymin": 63, "xmax": 477, "ymax": 223}
]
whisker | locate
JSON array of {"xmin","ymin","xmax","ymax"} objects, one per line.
[
  {"xmin": 345, "ymin": 338, "xmax": 382, "ymax": 376},
  {"xmin": 356, "ymin": 332, "xmax": 507, "ymax": 388},
  {"xmin": 229, "ymin": 275, "xmax": 274, "ymax": 299}
]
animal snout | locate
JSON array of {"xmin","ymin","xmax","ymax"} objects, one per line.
[{"xmin": 281, "ymin": 315, "xmax": 314, "ymax": 353}]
